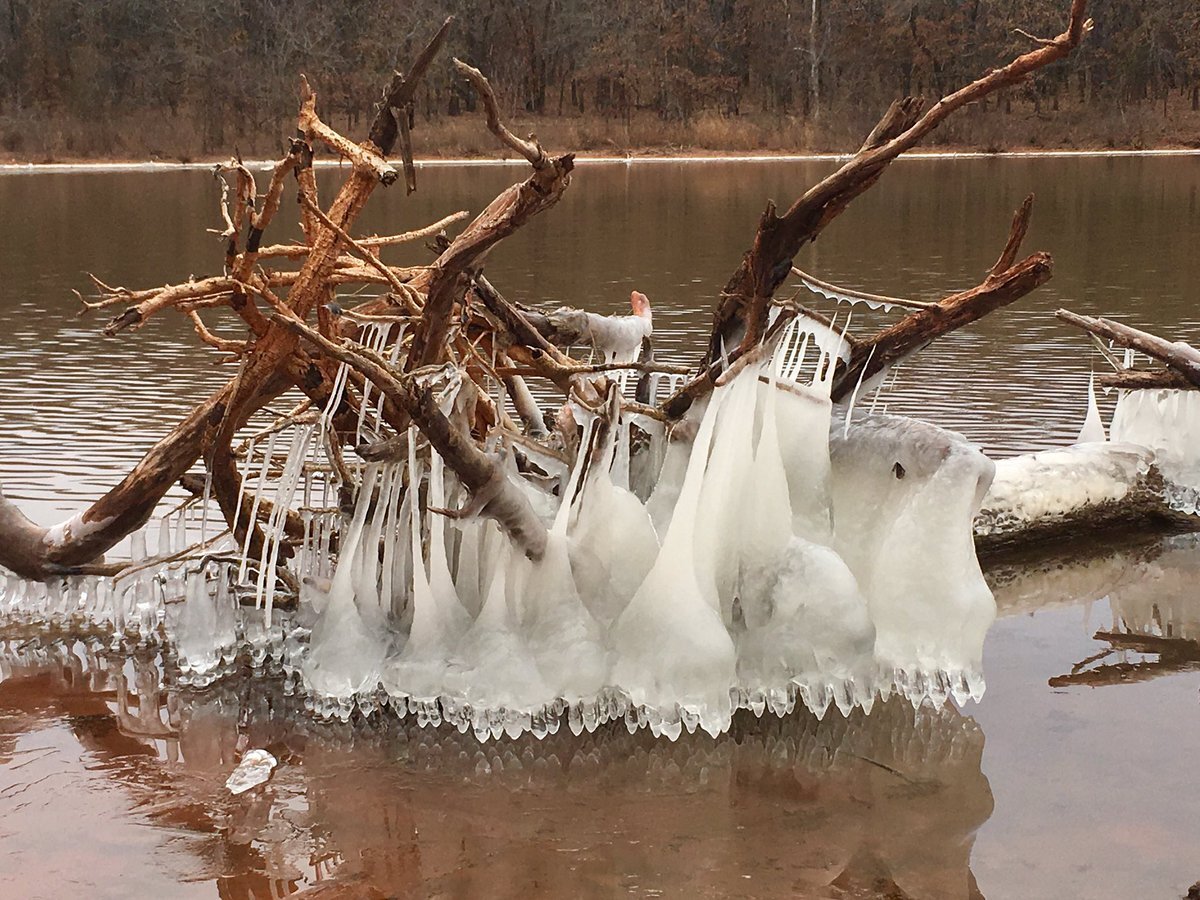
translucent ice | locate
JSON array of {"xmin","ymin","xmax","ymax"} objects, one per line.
[{"xmin": 226, "ymin": 748, "xmax": 277, "ymax": 795}]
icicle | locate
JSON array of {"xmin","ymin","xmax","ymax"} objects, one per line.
[
  {"xmin": 258, "ymin": 425, "xmax": 315, "ymax": 627},
  {"xmin": 238, "ymin": 430, "xmax": 279, "ymax": 583},
  {"xmin": 1077, "ymin": 372, "xmax": 1107, "ymax": 443},
  {"xmin": 302, "ymin": 463, "xmax": 388, "ymax": 704},
  {"xmin": 841, "ymin": 344, "xmax": 875, "ymax": 438},
  {"xmin": 382, "ymin": 439, "xmax": 470, "ymax": 705},
  {"xmin": 611, "ymin": 383, "xmax": 737, "ymax": 739}
]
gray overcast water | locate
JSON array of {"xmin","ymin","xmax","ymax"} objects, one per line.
[{"xmin": 0, "ymin": 157, "xmax": 1199, "ymax": 898}]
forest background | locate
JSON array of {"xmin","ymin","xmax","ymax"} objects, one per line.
[{"xmin": 1, "ymin": 0, "xmax": 1197, "ymax": 161}]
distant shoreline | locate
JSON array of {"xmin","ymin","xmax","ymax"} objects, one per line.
[{"xmin": 2, "ymin": 146, "xmax": 1199, "ymax": 174}]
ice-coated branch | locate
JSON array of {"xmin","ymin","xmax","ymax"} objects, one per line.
[
  {"xmin": 272, "ymin": 312, "xmax": 550, "ymax": 560},
  {"xmin": 790, "ymin": 266, "xmax": 939, "ymax": 312},
  {"xmin": 1056, "ymin": 310, "xmax": 1200, "ymax": 389}
]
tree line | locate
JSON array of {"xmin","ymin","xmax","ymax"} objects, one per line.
[{"xmin": 1, "ymin": 0, "xmax": 1197, "ymax": 158}]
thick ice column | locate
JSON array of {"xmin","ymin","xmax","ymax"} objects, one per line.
[
  {"xmin": 518, "ymin": 427, "xmax": 609, "ymax": 715},
  {"xmin": 829, "ymin": 415, "xmax": 997, "ymax": 704},
  {"xmin": 443, "ymin": 543, "xmax": 551, "ymax": 739},
  {"xmin": 571, "ymin": 417, "xmax": 660, "ymax": 625},
  {"xmin": 381, "ymin": 445, "xmax": 470, "ymax": 707},
  {"xmin": 302, "ymin": 464, "xmax": 388, "ymax": 714},
  {"xmin": 611, "ymin": 385, "xmax": 737, "ymax": 739},
  {"xmin": 176, "ymin": 570, "xmax": 220, "ymax": 687},
  {"xmin": 736, "ymin": 536, "xmax": 877, "ymax": 718}
]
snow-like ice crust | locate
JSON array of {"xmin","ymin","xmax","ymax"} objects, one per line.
[
  {"xmin": 976, "ymin": 442, "xmax": 1157, "ymax": 533},
  {"xmin": 976, "ymin": 385, "xmax": 1200, "ymax": 538},
  {"xmin": 0, "ymin": 319, "xmax": 1001, "ymax": 741}
]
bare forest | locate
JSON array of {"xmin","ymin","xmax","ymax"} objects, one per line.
[{"xmin": 1, "ymin": 0, "xmax": 1198, "ymax": 161}]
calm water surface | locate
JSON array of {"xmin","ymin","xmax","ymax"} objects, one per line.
[{"xmin": 1, "ymin": 158, "xmax": 1199, "ymax": 898}]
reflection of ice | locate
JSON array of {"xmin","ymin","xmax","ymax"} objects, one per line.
[
  {"xmin": 987, "ymin": 533, "xmax": 1200, "ymax": 688},
  {"xmin": 0, "ymin": 643, "xmax": 994, "ymax": 899}
]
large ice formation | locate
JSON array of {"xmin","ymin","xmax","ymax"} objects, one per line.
[
  {"xmin": 1110, "ymin": 387, "xmax": 1200, "ymax": 513},
  {"xmin": 0, "ymin": 318, "xmax": 1001, "ymax": 741}
]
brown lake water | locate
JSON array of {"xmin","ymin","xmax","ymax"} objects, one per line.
[{"xmin": 1, "ymin": 157, "xmax": 1200, "ymax": 898}]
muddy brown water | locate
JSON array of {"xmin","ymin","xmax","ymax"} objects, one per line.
[{"xmin": 1, "ymin": 158, "xmax": 1200, "ymax": 898}]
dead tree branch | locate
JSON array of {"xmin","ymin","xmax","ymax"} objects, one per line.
[
  {"xmin": 680, "ymin": 0, "xmax": 1091, "ymax": 417},
  {"xmin": 404, "ymin": 63, "xmax": 574, "ymax": 369},
  {"xmin": 1056, "ymin": 310, "xmax": 1200, "ymax": 389},
  {"xmin": 272, "ymin": 313, "xmax": 549, "ymax": 560},
  {"xmin": 830, "ymin": 196, "xmax": 1050, "ymax": 402}
]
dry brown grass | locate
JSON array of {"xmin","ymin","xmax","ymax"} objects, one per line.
[{"xmin": 3, "ymin": 98, "xmax": 1199, "ymax": 164}]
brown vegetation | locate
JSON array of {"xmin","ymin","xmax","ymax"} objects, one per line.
[{"xmin": 1, "ymin": 0, "xmax": 1196, "ymax": 162}]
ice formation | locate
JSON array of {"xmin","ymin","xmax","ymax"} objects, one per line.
[
  {"xmin": 0, "ymin": 316, "xmax": 1003, "ymax": 741},
  {"xmin": 226, "ymin": 749, "xmax": 278, "ymax": 794},
  {"xmin": 1110, "ymin": 388, "xmax": 1200, "ymax": 513},
  {"xmin": 978, "ymin": 379, "xmax": 1200, "ymax": 541},
  {"xmin": 977, "ymin": 442, "xmax": 1158, "ymax": 536},
  {"xmin": 1078, "ymin": 373, "xmax": 1107, "ymax": 443}
]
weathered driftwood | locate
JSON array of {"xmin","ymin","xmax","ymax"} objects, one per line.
[
  {"xmin": 0, "ymin": 19, "xmax": 455, "ymax": 580},
  {"xmin": 1056, "ymin": 309, "xmax": 1200, "ymax": 389}
]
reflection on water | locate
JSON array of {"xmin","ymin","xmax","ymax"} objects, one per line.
[
  {"xmin": 0, "ymin": 643, "xmax": 991, "ymax": 899},
  {"xmin": 991, "ymin": 535, "xmax": 1200, "ymax": 688}
]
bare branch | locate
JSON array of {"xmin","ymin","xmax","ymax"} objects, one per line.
[
  {"xmin": 298, "ymin": 75, "xmax": 398, "ymax": 185},
  {"xmin": 452, "ymin": 59, "xmax": 549, "ymax": 168},
  {"xmin": 1056, "ymin": 310, "xmax": 1200, "ymax": 388},
  {"xmin": 256, "ymin": 211, "xmax": 470, "ymax": 260}
]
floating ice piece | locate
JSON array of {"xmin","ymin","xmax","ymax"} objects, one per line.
[{"xmin": 226, "ymin": 748, "xmax": 277, "ymax": 795}]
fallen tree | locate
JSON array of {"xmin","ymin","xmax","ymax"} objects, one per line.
[
  {"xmin": 0, "ymin": 2, "xmax": 1109, "ymax": 740},
  {"xmin": 0, "ymin": 4, "xmax": 1096, "ymax": 580}
]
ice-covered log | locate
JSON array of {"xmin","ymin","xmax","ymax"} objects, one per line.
[{"xmin": 974, "ymin": 443, "xmax": 1190, "ymax": 554}]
